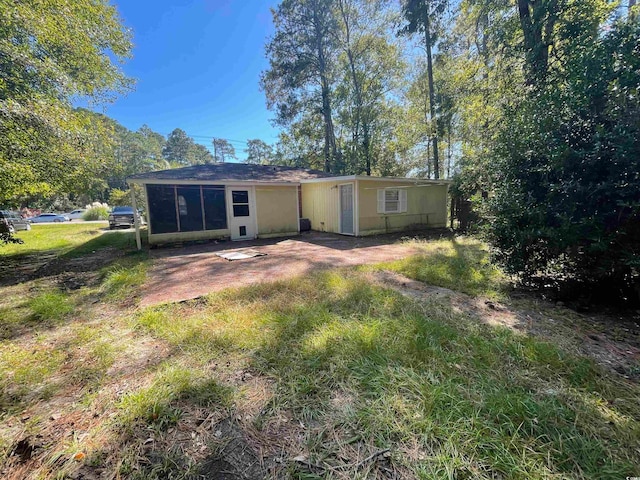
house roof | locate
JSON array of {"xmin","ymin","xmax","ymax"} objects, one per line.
[{"xmin": 127, "ymin": 163, "xmax": 334, "ymax": 184}]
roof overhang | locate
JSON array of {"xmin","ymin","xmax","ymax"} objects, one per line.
[
  {"xmin": 127, "ymin": 178, "xmax": 300, "ymax": 187},
  {"xmin": 299, "ymin": 175, "xmax": 452, "ymax": 185}
]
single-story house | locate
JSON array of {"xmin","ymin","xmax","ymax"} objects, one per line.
[{"xmin": 126, "ymin": 164, "xmax": 450, "ymax": 248}]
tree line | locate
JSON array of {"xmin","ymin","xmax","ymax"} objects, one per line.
[{"xmin": 260, "ymin": 0, "xmax": 639, "ymax": 303}]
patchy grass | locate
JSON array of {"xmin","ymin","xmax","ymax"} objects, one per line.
[
  {"xmin": 0, "ymin": 343, "xmax": 66, "ymax": 411},
  {"xmin": 369, "ymin": 236, "xmax": 506, "ymax": 298},
  {"xmin": 0, "ymin": 286, "xmax": 33, "ymax": 340},
  {"xmin": 130, "ymin": 271, "xmax": 640, "ymax": 479},
  {"xmin": 116, "ymin": 363, "xmax": 233, "ymax": 432},
  {"xmin": 0, "ymin": 288, "xmax": 74, "ymax": 340},
  {"xmin": 0, "ymin": 223, "xmax": 143, "ymax": 264},
  {"xmin": 1, "ymin": 227, "xmax": 638, "ymax": 479},
  {"xmin": 100, "ymin": 255, "xmax": 149, "ymax": 300},
  {"xmin": 66, "ymin": 325, "xmax": 118, "ymax": 389},
  {"xmin": 28, "ymin": 290, "xmax": 73, "ymax": 322},
  {"xmin": 65, "ymin": 229, "xmax": 142, "ymax": 258}
]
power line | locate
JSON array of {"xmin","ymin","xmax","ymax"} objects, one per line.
[
  {"xmin": 191, "ymin": 135, "xmax": 251, "ymax": 144},
  {"xmin": 177, "ymin": 134, "xmax": 256, "ymax": 145}
]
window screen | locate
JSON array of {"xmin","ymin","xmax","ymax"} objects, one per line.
[
  {"xmin": 147, "ymin": 184, "xmax": 178, "ymax": 233},
  {"xmin": 233, "ymin": 205, "xmax": 250, "ymax": 217},
  {"xmin": 202, "ymin": 186, "xmax": 227, "ymax": 230},
  {"xmin": 377, "ymin": 188, "xmax": 407, "ymax": 214},
  {"xmin": 232, "ymin": 191, "xmax": 249, "ymax": 204},
  {"xmin": 385, "ymin": 189, "xmax": 400, "ymax": 212},
  {"xmin": 176, "ymin": 186, "xmax": 203, "ymax": 232}
]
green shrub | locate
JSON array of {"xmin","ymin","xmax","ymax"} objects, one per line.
[
  {"xmin": 83, "ymin": 205, "xmax": 110, "ymax": 221},
  {"xmin": 108, "ymin": 188, "xmax": 129, "ymax": 206},
  {"xmin": 487, "ymin": 19, "xmax": 640, "ymax": 305}
]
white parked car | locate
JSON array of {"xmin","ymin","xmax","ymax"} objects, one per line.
[
  {"xmin": 66, "ymin": 209, "xmax": 86, "ymax": 220},
  {"xmin": 30, "ymin": 213, "xmax": 70, "ymax": 223}
]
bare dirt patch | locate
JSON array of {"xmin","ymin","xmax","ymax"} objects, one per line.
[
  {"xmin": 0, "ymin": 247, "xmax": 125, "ymax": 287},
  {"xmin": 200, "ymin": 418, "xmax": 264, "ymax": 480}
]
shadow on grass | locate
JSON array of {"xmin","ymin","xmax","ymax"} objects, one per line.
[
  {"xmin": 63, "ymin": 229, "xmax": 144, "ymax": 258},
  {"xmin": 0, "ymin": 247, "xmax": 149, "ymax": 341},
  {"xmin": 122, "ymin": 271, "xmax": 640, "ymax": 479},
  {"xmin": 0, "ymin": 229, "xmax": 146, "ymax": 288},
  {"xmin": 245, "ymin": 274, "xmax": 638, "ymax": 478}
]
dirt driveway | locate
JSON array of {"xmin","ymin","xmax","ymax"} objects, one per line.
[{"xmin": 141, "ymin": 231, "xmax": 432, "ymax": 306}]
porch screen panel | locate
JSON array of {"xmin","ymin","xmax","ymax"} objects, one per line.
[
  {"xmin": 202, "ymin": 186, "xmax": 227, "ymax": 230},
  {"xmin": 147, "ymin": 184, "xmax": 178, "ymax": 233},
  {"xmin": 176, "ymin": 186, "xmax": 203, "ymax": 232}
]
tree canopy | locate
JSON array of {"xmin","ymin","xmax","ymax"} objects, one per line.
[
  {"xmin": 0, "ymin": 0, "xmax": 133, "ymax": 204},
  {"xmin": 260, "ymin": 0, "xmax": 639, "ymax": 302}
]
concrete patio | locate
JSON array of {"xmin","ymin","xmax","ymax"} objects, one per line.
[{"xmin": 140, "ymin": 231, "xmax": 438, "ymax": 305}]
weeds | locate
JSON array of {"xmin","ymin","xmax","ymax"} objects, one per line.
[
  {"xmin": 67, "ymin": 326, "xmax": 117, "ymax": 388},
  {"xmin": 0, "ymin": 344, "xmax": 66, "ymax": 410},
  {"xmin": 101, "ymin": 255, "xmax": 148, "ymax": 300},
  {"xmin": 29, "ymin": 290, "xmax": 73, "ymax": 322},
  {"xmin": 116, "ymin": 364, "xmax": 232, "ymax": 432},
  {"xmin": 1, "ymin": 229, "xmax": 639, "ymax": 479}
]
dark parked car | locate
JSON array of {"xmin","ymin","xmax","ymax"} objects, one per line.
[
  {"xmin": 109, "ymin": 206, "xmax": 143, "ymax": 229},
  {"xmin": 0, "ymin": 210, "xmax": 31, "ymax": 232}
]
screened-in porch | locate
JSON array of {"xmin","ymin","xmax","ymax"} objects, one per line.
[
  {"xmin": 146, "ymin": 184, "xmax": 228, "ymax": 235},
  {"xmin": 126, "ymin": 163, "xmax": 334, "ymax": 248}
]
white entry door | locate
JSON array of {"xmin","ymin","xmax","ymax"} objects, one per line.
[
  {"xmin": 226, "ymin": 187, "xmax": 257, "ymax": 240},
  {"xmin": 339, "ymin": 184, "xmax": 354, "ymax": 235}
]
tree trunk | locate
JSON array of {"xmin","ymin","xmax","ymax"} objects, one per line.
[
  {"xmin": 447, "ymin": 125, "xmax": 451, "ymax": 178},
  {"xmin": 320, "ymin": 78, "xmax": 338, "ymax": 173},
  {"xmin": 424, "ymin": 3, "xmax": 440, "ymax": 179},
  {"xmin": 363, "ymin": 122, "xmax": 371, "ymax": 175},
  {"xmin": 517, "ymin": 0, "xmax": 556, "ymax": 84},
  {"xmin": 426, "ymin": 138, "xmax": 431, "ymax": 178},
  {"xmin": 338, "ymin": 0, "xmax": 367, "ymax": 174},
  {"xmin": 315, "ymin": 7, "xmax": 339, "ymax": 173}
]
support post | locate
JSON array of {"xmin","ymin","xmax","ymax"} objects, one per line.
[{"xmin": 130, "ymin": 184, "xmax": 142, "ymax": 251}]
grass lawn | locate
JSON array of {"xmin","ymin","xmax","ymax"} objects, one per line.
[
  {"xmin": 2, "ymin": 223, "xmax": 140, "ymax": 258},
  {"xmin": 0, "ymin": 227, "xmax": 638, "ymax": 479},
  {"xmin": 369, "ymin": 236, "xmax": 505, "ymax": 298}
]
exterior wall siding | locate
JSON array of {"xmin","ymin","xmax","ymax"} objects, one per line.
[
  {"xmin": 300, "ymin": 181, "xmax": 342, "ymax": 233},
  {"xmin": 357, "ymin": 180, "xmax": 448, "ymax": 235},
  {"xmin": 255, "ymin": 185, "xmax": 299, "ymax": 236},
  {"xmin": 145, "ymin": 184, "xmax": 300, "ymax": 244},
  {"xmin": 142, "ymin": 178, "xmax": 448, "ymax": 244},
  {"xmin": 148, "ymin": 228, "xmax": 230, "ymax": 244}
]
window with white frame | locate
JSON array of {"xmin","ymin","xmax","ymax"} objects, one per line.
[{"xmin": 377, "ymin": 188, "xmax": 407, "ymax": 214}]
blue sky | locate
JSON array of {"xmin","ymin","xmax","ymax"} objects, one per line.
[{"xmin": 95, "ymin": 0, "xmax": 279, "ymax": 160}]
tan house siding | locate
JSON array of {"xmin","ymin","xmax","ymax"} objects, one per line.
[
  {"xmin": 357, "ymin": 180, "xmax": 448, "ymax": 235},
  {"xmin": 148, "ymin": 229, "xmax": 230, "ymax": 245},
  {"xmin": 256, "ymin": 185, "xmax": 299, "ymax": 236},
  {"xmin": 301, "ymin": 181, "xmax": 343, "ymax": 233}
]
